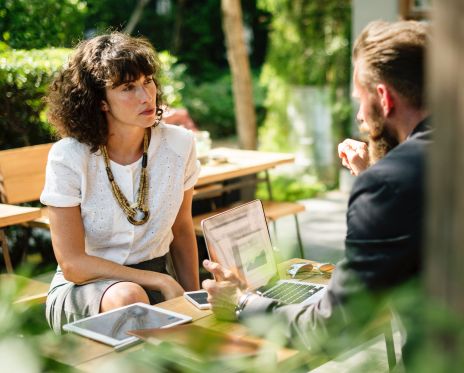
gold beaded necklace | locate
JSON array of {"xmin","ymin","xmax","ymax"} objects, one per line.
[{"xmin": 100, "ymin": 129, "xmax": 150, "ymax": 225}]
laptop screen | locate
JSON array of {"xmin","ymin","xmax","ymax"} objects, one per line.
[{"xmin": 201, "ymin": 200, "xmax": 278, "ymax": 289}]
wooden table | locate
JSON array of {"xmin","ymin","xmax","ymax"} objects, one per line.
[
  {"xmin": 41, "ymin": 294, "xmax": 214, "ymax": 369},
  {"xmin": 195, "ymin": 148, "xmax": 295, "ymax": 187},
  {"xmin": 60, "ymin": 257, "xmax": 395, "ymax": 372},
  {"xmin": 0, "ymin": 203, "xmax": 41, "ymax": 228},
  {"xmin": 0, "ymin": 203, "xmax": 42, "ymax": 273},
  {"xmin": 43, "ymin": 258, "xmax": 326, "ymax": 371}
]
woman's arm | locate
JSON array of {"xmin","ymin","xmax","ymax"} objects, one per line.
[
  {"xmin": 48, "ymin": 206, "xmax": 183, "ymax": 299},
  {"xmin": 169, "ymin": 187, "xmax": 200, "ymax": 291}
]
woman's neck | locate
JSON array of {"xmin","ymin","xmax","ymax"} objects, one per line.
[{"xmin": 106, "ymin": 127, "xmax": 148, "ymax": 165}]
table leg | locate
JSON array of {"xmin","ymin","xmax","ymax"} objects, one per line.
[
  {"xmin": 264, "ymin": 170, "xmax": 273, "ymax": 200},
  {"xmin": 294, "ymin": 215, "xmax": 304, "ymax": 259},
  {"xmin": 0, "ymin": 229, "xmax": 13, "ymax": 273}
]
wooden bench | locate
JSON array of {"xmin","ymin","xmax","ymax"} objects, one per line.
[
  {"xmin": 0, "ymin": 143, "xmax": 52, "ymax": 228},
  {"xmin": 0, "ymin": 144, "xmax": 53, "ymax": 302},
  {"xmin": 0, "ymin": 142, "xmax": 53, "ymax": 266}
]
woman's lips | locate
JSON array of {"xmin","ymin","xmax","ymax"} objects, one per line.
[{"xmin": 140, "ymin": 108, "xmax": 155, "ymax": 115}]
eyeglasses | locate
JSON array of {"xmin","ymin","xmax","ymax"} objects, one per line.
[{"xmin": 288, "ymin": 262, "xmax": 335, "ymax": 279}]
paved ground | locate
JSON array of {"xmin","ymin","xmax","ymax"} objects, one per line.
[{"xmin": 271, "ymin": 190, "xmax": 349, "ymax": 264}]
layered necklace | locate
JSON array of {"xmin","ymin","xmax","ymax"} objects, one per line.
[{"xmin": 100, "ymin": 129, "xmax": 150, "ymax": 225}]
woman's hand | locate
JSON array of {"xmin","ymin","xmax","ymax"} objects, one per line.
[{"xmin": 158, "ymin": 274, "xmax": 185, "ymax": 300}]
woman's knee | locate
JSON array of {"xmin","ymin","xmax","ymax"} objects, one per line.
[{"xmin": 100, "ymin": 282, "xmax": 149, "ymax": 312}]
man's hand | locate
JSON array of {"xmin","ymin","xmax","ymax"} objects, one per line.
[
  {"xmin": 202, "ymin": 259, "xmax": 246, "ymax": 321},
  {"xmin": 338, "ymin": 139, "xmax": 369, "ymax": 176}
]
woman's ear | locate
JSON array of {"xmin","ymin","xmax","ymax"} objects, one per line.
[{"xmin": 100, "ymin": 100, "xmax": 109, "ymax": 112}]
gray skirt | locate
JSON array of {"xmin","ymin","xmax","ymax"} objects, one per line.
[{"xmin": 46, "ymin": 255, "xmax": 169, "ymax": 334}]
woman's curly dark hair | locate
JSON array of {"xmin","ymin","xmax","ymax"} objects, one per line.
[{"xmin": 46, "ymin": 32, "xmax": 164, "ymax": 152}]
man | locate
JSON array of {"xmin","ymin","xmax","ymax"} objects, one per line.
[{"xmin": 202, "ymin": 20, "xmax": 431, "ymax": 356}]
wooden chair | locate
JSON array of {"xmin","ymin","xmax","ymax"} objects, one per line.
[
  {"xmin": 0, "ymin": 143, "xmax": 52, "ymax": 272},
  {"xmin": 0, "ymin": 142, "xmax": 52, "ymax": 222},
  {"xmin": 0, "ymin": 143, "xmax": 53, "ymax": 202},
  {"xmin": 0, "ymin": 144, "xmax": 54, "ymax": 303}
]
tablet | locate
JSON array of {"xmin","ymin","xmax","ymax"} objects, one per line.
[{"xmin": 63, "ymin": 302, "xmax": 192, "ymax": 348}]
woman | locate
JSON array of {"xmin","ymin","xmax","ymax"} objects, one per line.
[{"xmin": 41, "ymin": 32, "xmax": 200, "ymax": 333}]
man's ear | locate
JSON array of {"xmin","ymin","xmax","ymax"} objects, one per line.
[
  {"xmin": 376, "ymin": 84, "xmax": 394, "ymax": 117},
  {"xmin": 100, "ymin": 100, "xmax": 109, "ymax": 112}
]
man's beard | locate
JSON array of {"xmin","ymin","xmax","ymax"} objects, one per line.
[{"xmin": 366, "ymin": 103, "xmax": 399, "ymax": 165}]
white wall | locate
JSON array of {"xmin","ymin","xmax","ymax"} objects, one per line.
[
  {"xmin": 352, "ymin": 0, "xmax": 398, "ymax": 39},
  {"xmin": 350, "ymin": 0, "xmax": 399, "ymax": 134}
]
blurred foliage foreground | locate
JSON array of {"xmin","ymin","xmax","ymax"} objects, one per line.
[{"xmin": 1, "ymin": 275, "xmax": 463, "ymax": 372}]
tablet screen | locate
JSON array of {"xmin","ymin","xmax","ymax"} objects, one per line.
[{"xmin": 63, "ymin": 303, "xmax": 192, "ymax": 346}]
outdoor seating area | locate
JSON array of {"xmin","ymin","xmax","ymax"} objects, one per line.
[
  {"xmin": 0, "ymin": 137, "xmax": 405, "ymax": 371},
  {"xmin": 0, "ymin": 141, "xmax": 408, "ymax": 372},
  {"xmin": 1, "ymin": 0, "xmax": 463, "ymax": 372}
]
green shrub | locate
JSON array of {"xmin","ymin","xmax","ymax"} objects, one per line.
[
  {"xmin": 182, "ymin": 71, "xmax": 267, "ymax": 139},
  {"xmin": 0, "ymin": 48, "xmax": 186, "ymax": 149},
  {"xmin": 258, "ymin": 66, "xmax": 292, "ymax": 152},
  {"xmin": 0, "ymin": 0, "xmax": 87, "ymax": 49},
  {"xmin": 158, "ymin": 52, "xmax": 187, "ymax": 108},
  {"xmin": 0, "ymin": 48, "xmax": 70, "ymax": 149},
  {"xmin": 256, "ymin": 173, "xmax": 326, "ymax": 202},
  {"xmin": 257, "ymin": 0, "xmax": 352, "ymax": 154},
  {"xmin": 182, "ymin": 73, "xmax": 235, "ymax": 138}
]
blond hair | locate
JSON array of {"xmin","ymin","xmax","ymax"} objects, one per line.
[{"xmin": 353, "ymin": 20, "xmax": 429, "ymax": 109}]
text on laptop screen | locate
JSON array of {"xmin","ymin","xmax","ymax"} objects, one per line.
[{"xmin": 201, "ymin": 200, "xmax": 278, "ymax": 289}]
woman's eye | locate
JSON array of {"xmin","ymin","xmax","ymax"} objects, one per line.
[
  {"xmin": 123, "ymin": 84, "xmax": 134, "ymax": 91},
  {"xmin": 144, "ymin": 77, "xmax": 153, "ymax": 84}
]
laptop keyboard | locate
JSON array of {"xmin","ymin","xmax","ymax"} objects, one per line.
[{"xmin": 263, "ymin": 282, "xmax": 324, "ymax": 304}]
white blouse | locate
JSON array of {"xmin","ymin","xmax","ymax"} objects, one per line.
[{"xmin": 40, "ymin": 123, "xmax": 201, "ymax": 265}]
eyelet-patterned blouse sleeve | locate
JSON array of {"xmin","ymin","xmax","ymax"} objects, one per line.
[{"xmin": 40, "ymin": 138, "xmax": 85, "ymax": 207}]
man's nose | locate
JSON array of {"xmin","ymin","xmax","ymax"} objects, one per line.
[{"xmin": 356, "ymin": 109, "xmax": 363, "ymax": 124}]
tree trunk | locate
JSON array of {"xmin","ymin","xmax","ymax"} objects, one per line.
[
  {"xmin": 221, "ymin": 0, "xmax": 257, "ymax": 150},
  {"xmin": 172, "ymin": 0, "xmax": 185, "ymax": 54},
  {"xmin": 426, "ymin": 0, "xmax": 464, "ymax": 365},
  {"xmin": 124, "ymin": 0, "xmax": 151, "ymax": 35}
]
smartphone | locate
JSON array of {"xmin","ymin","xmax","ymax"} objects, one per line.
[{"xmin": 183, "ymin": 290, "xmax": 211, "ymax": 310}]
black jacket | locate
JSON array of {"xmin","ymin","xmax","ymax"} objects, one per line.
[{"xmin": 240, "ymin": 119, "xmax": 432, "ymax": 352}]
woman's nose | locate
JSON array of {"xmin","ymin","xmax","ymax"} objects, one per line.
[{"xmin": 136, "ymin": 86, "xmax": 150, "ymax": 102}]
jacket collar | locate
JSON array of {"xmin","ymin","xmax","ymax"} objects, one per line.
[{"xmin": 408, "ymin": 116, "xmax": 432, "ymax": 140}]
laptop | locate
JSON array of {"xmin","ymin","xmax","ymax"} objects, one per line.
[{"xmin": 201, "ymin": 200, "xmax": 327, "ymax": 305}]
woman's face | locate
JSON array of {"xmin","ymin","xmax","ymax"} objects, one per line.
[{"xmin": 102, "ymin": 74, "xmax": 158, "ymax": 130}]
